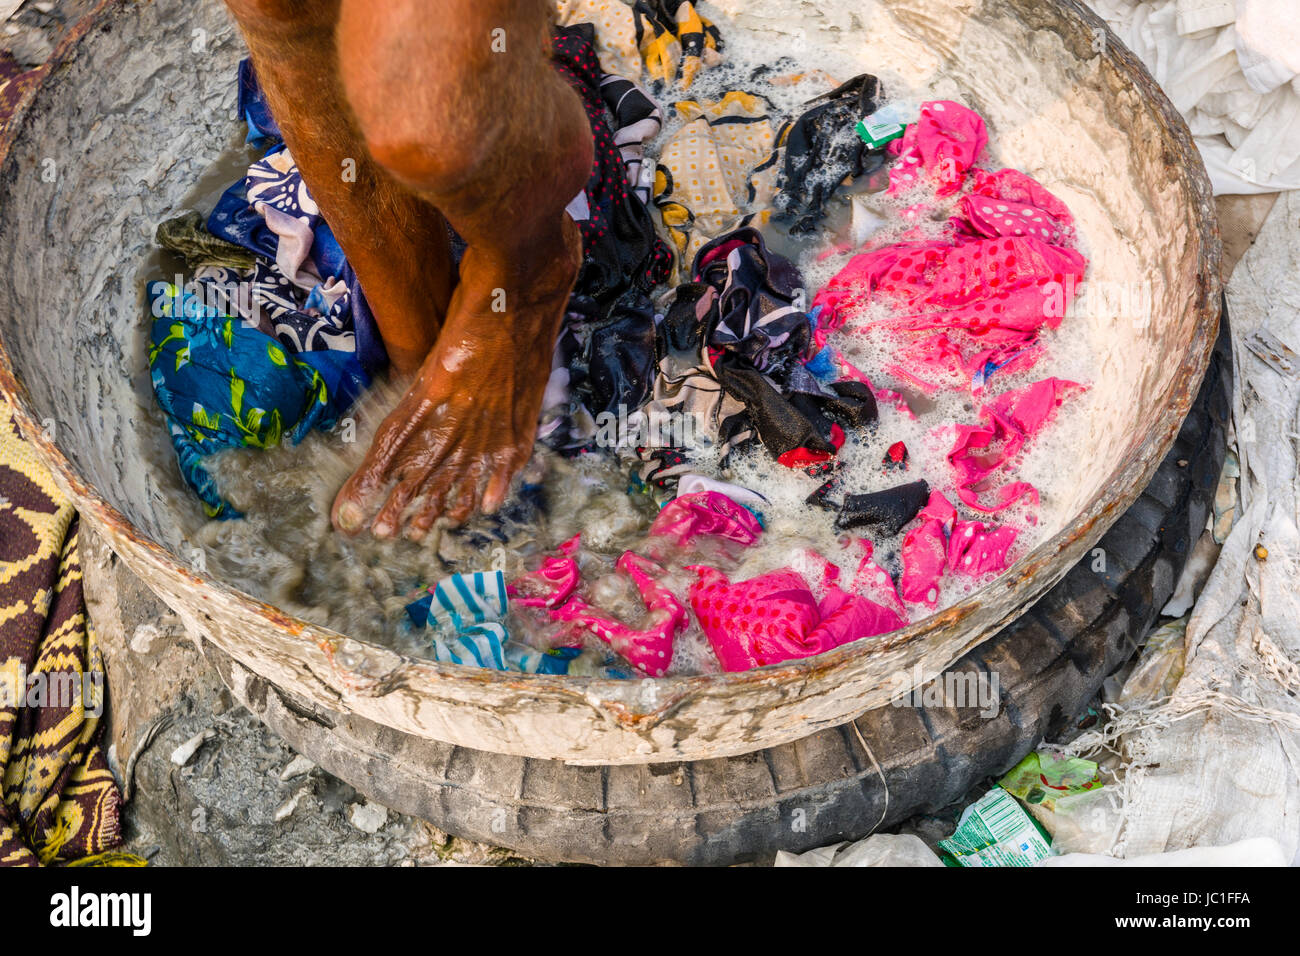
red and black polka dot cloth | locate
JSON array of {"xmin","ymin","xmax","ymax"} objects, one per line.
[{"xmin": 551, "ymin": 25, "xmax": 674, "ymax": 302}]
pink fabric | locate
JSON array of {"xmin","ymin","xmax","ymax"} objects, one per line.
[
  {"xmin": 812, "ymin": 102, "xmax": 1087, "ymax": 397},
  {"xmin": 547, "ymin": 552, "xmax": 687, "ymax": 677},
  {"xmin": 796, "ymin": 544, "xmax": 905, "ymax": 615},
  {"xmin": 648, "ymin": 491, "xmax": 763, "ymax": 548},
  {"xmin": 986, "ymin": 374, "xmax": 1082, "ymax": 434},
  {"xmin": 871, "ymin": 383, "xmax": 917, "ymax": 420},
  {"xmin": 948, "ymin": 520, "xmax": 1019, "ymax": 576},
  {"xmin": 957, "ymin": 482, "xmax": 1040, "ymax": 515},
  {"xmin": 845, "ymin": 540, "xmax": 907, "ymax": 615},
  {"xmin": 884, "ymin": 333, "xmax": 964, "ymax": 395},
  {"xmin": 508, "ymin": 539, "xmax": 687, "ymax": 675},
  {"xmin": 509, "ymin": 558, "xmax": 580, "ymax": 609},
  {"xmin": 697, "ymin": 238, "xmax": 747, "ymax": 273},
  {"xmin": 814, "ymin": 584, "xmax": 908, "ymax": 648},
  {"xmin": 812, "ymin": 310, "xmax": 847, "ymax": 352},
  {"xmin": 790, "ymin": 549, "xmax": 845, "ymax": 592},
  {"xmin": 508, "ymin": 534, "xmax": 582, "ymax": 608},
  {"xmin": 968, "ymin": 342, "xmax": 1044, "ymax": 397},
  {"xmin": 813, "ymin": 236, "xmax": 1087, "ymax": 340},
  {"xmin": 898, "ymin": 490, "xmax": 1021, "ymax": 604},
  {"xmin": 900, "ymin": 517, "xmax": 947, "ymax": 606},
  {"xmin": 887, "ymin": 101, "xmax": 988, "ymax": 198},
  {"xmin": 918, "ymin": 490, "xmax": 958, "ymax": 531},
  {"xmin": 961, "ymin": 168, "xmax": 1075, "ymax": 243},
  {"xmin": 688, "ymin": 564, "xmax": 906, "ymax": 672},
  {"xmin": 946, "ymin": 377, "xmax": 1082, "ymax": 513}
]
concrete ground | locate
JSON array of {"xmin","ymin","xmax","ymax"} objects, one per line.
[{"xmin": 82, "ymin": 528, "xmax": 538, "ymax": 866}]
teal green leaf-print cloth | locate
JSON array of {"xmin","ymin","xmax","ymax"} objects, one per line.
[{"xmin": 148, "ymin": 280, "xmax": 356, "ymax": 519}]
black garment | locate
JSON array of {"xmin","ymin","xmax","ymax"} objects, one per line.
[
  {"xmin": 774, "ymin": 74, "xmax": 888, "ymax": 234},
  {"xmin": 660, "ymin": 281, "xmax": 714, "ymax": 355},
  {"xmin": 566, "ymin": 293, "xmax": 660, "ymax": 416},
  {"xmin": 794, "ymin": 380, "xmax": 878, "ymax": 429},
  {"xmin": 550, "ymin": 24, "xmax": 674, "ymax": 425},
  {"xmin": 693, "ymin": 227, "xmax": 812, "ymax": 374},
  {"xmin": 717, "ymin": 362, "xmax": 878, "ymax": 461},
  {"xmin": 644, "ymin": 228, "xmax": 879, "ymax": 470},
  {"xmin": 833, "ymin": 480, "xmax": 931, "ymax": 536},
  {"xmin": 716, "ymin": 360, "xmax": 835, "ymax": 459}
]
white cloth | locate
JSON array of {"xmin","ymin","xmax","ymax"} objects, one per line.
[
  {"xmin": 1234, "ymin": 0, "xmax": 1300, "ymax": 94},
  {"xmin": 1042, "ymin": 837, "xmax": 1289, "ymax": 866},
  {"xmin": 675, "ymin": 473, "xmax": 769, "ymax": 508},
  {"xmin": 1086, "ymin": 0, "xmax": 1300, "ymax": 193}
]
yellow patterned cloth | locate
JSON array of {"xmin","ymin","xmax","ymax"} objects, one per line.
[
  {"xmin": 553, "ymin": 1, "xmax": 723, "ymax": 89},
  {"xmin": 653, "ymin": 91, "xmax": 780, "ymax": 279},
  {"xmin": 632, "ymin": 1, "xmax": 723, "ymax": 90},
  {"xmin": 0, "ymin": 399, "xmax": 136, "ymax": 866}
]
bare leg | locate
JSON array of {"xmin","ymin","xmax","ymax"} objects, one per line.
[
  {"xmin": 224, "ymin": 0, "xmax": 454, "ymax": 374},
  {"xmin": 330, "ymin": 0, "xmax": 591, "ymax": 537}
]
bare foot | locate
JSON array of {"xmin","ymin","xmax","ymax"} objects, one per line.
[{"xmin": 331, "ymin": 222, "xmax": 580, "ymax": 539}]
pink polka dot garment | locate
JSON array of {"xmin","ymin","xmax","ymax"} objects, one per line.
[
  {"xmin": 687, "ymin": 560, "xmax": 906, "ymax": 673},
  {"xmin": 812, "ymin": 100, "xmax": 1089, "ymax": 397}
]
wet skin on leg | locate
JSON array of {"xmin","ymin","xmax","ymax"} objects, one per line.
[
  {"xmin": 331, "ymin": 0, "xmax": 591, "ymax": 539},
  {"xmin": 224, "ymin": 0, "xmax": 455, "ymax": 376},
  {"xmin": 225, "ymin": 0, "xmax": 590, "ymax": 539}
]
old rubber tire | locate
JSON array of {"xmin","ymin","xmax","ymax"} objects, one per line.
[{"xmin": 201, "ymin": 304, "xmax": 1232, "ymax": 865}]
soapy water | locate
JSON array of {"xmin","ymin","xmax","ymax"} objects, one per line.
[{"xmin": 174, "ymin": 9, "xmax": 1100, "ymax": 678}]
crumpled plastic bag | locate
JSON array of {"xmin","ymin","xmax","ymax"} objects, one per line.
[{"xmin": 774, "ymin": 833, "xmax": 943, "ymax": 867}]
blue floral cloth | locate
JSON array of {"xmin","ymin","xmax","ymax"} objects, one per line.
[
  {"xmin": 148, "ymin": 281, "xmax": 352, "ymax": 518},
  {"xmin": 149, "ymin": 59, "xmax": 388, "ymax": 519}
]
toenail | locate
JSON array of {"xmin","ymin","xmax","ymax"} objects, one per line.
[{"xmin": 337, "ymin": 502, "xmax": 363, "ymax": 531}]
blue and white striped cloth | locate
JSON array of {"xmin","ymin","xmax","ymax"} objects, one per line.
[
  {"xmin": 407, "ymin": 570, "xmax": 508, "ymax": 632},
  {"xmin": 405, "ymin": 571, "xmax": 575, "ymax": 675}
]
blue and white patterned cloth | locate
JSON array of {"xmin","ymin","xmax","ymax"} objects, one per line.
[
  {"xmin": 206, "ymin": 58, "xmax": 387, "ymax": 372},
  {"xmin": 405, "ymin": 571, "xmax": 578, "ymax": 675},
  {"xmin": 149, "ymin": 59, "xmax": 389, "ymax": 519},
  {"xmin": 406, "ymin": 570, "xmax": 507, "ymax": 631}
]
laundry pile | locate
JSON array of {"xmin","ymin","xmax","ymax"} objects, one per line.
[
  {"xmin": 810, "ymin": 101, "xmax": 1088, "ymax": 400},
  {"xmin": 148, "ymin": 1, "xmax": 1090, "ymax": 679}
]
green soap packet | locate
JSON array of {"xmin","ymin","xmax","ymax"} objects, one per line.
[
  {"xmin": 998, "ymin": 750, "xmax": 1103, "ymax": 812},
  {"xmin": 855, "ymin": 118, "xmax": 905, "ymax": 149},
  {"xmin": 938, "ymin": 787, "xmax": 1055, "ymax": 867}
]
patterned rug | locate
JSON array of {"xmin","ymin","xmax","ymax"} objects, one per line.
[
  {"xmin": 0, "ymin": 401, "xmax": 135, "ymax": 865},
  {"xmin": 0, "ymin": 50, "xmax": 40, "ymax": 128}
]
